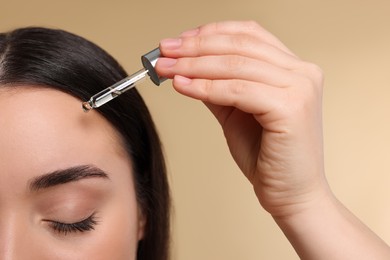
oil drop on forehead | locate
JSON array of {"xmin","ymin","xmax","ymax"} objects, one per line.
[{"xmin": 82, "ymin": 48, "xmax": 166, "ymax": 112}]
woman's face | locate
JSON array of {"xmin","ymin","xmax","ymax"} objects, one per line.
[{"xmin": 0, "ymin": 87, "xmax": 145, "ymax": 259}]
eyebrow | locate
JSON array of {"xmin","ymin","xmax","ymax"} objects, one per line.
[{"xmin": 29, "ymin": 165, "xmax": 109, "ymax": 192}]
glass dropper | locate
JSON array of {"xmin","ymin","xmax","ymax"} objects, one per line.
[{"xmin": 82, "ymin": 47, "xmax": 166, "ymax": 112}]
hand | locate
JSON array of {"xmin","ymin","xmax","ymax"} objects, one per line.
[
  {"xmin": 156, "ymin": 21, "xmax": 327, "ymax": 219},
  {"xmin": 156, "ymin": 21, "xmax": 390, "ymax": 260}
]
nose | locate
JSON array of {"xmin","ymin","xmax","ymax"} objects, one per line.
[
  {"xmin": 0, "ymin": 212, "xmax": 31, "ymax": 260},
  {"xmin": 0, "ymin": 213, "xmax": 16, "ymax": 260}
]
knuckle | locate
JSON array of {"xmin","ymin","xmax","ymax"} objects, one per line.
[
  {"xmin": 294, "ymin": 61, "xmax": 324, "ymax": 95},
  {"xmin": 244, "ymin": 20, "xmax": 261, "ymax": 30},
  {"xmin": 182, "ymin": 35, "xmax": 205, "ymax": 56},
  {"xmin": 284, "ymin": 88, "xmax": 314, "ymax": 118},
  {"xmin": 229, "ymin": 80, "xmax": 246, "ymax": 96},
  {"xmin": 225, "ymin": 55, "xmax": 246, "ymax": 72},
  {"xmin": 308, "ymin": 63, "xmax": 324, "ymax": 82},
  {"xmin": 222, "ymin": 80, "xmax": 247, "ymax": 107},
  {"xmin": 303, "ymin": 62, "xmax": 324, "ymax": 85},
  {"xmin": 194, "ymin": 36, "xmax": 205, "ymax": 52},
  {"xmin": 283, "ymin": 73, "xmax": 323, "ymax": 118},
  {"xmin": 202, "ymin": 79, "xmax": 214, "ymax": 102},
  {"xmin": 297, "ymin": 75, "xmax": 321, "ymax": 102},
  {"xmin": 231, "ymin": 36, "xmax": 245, "ymax": 50},
  {"xmin": 231, "ymin": 34, "xmax": 256, "ymax": 52},
  {"xmin": 229, "ymin": 81, "xmax": 246, "ymax": 107},
  {"xmin": 204, "ymin": 22, "xmax": 219, "ymax": 34}
]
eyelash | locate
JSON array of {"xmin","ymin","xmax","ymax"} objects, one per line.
[{"xmin": 45, "ymin": 214, "xmax": 98, "ymax": 235}]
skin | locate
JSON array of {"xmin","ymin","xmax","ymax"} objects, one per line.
[
  {"xmin": 0, "ymin": 87, "xmax": 144, "ymax": 259},
  {"xmin": 157, "ymin": 21, "xmax": 390, "ymax": 259},
  {"xmin": 2, "ymin": 21, "xmax": 389, "ymax": 259}
]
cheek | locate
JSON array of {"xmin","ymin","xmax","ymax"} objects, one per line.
[
  {"xmin": 86, "ymin": 219, "xmax": 138, "ymax": 259},
  {"xmin": 92, "ymin": 200, "xmax": 140, "ymax": 259}
]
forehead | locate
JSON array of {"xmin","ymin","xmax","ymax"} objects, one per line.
[{"xmin": 0, "ymin": 87, "xmax": 128, "ymax": 181}]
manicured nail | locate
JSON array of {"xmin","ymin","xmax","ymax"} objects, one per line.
[
  {"xmin": 157, "ymin": 58, "xmax": 177, "ymax": 68},
  {"xmin": 160, "ymin": 38, "xmax": 182, "ymax": 50},
  {"xmin": 180, "ymin": 28, "xmax": 199, "ymax": 37},
  {"xmin": 174, "ymin": 75, "xmax": 192, "ymax": 86}
]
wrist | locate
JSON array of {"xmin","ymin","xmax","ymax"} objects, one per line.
[
  {"xmin": 254, "ymin": 170, "xmax": 332, "ymax": 219},
  {"xmin": 272, "ymin": 186, "xmax": 337, "ymax": 224},
  {"xmin": 272, "ymin": 188, "xmax": 390, "ymax": 260}
]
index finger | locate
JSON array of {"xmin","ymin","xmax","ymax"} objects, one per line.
[{"xmin": 180, "ymin": 20, "xmax": 296, "ymax": 57}]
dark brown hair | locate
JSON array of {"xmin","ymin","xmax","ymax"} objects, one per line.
[{"xmin": 0, "ymin": 27, "xmax": 170, "ymax": 260}]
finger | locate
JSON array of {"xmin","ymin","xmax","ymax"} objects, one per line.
[
  {"xmin": 156, "ymin": 55, "xmax": 299, "ymax": 88},
  {"xmin": 160, "ymin": 34, "xmax": 300, "ymax": 70},
  {"xmin": 180, "ymin": 20, "xmax": 296, "ymax": 57},
  {"xmin": 172, "ymin": 75, "xmax": 283, "ymax": 116}
]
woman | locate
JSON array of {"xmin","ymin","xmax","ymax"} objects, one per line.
[
  {"xmin": 1, "ymin": 20, "xmax": 390, "ymax": 259},
  {"xmin": 0, "ymin": 27, "xmax": 169, "ymax": 259}
]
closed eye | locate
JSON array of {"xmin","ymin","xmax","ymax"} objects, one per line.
[{"xmin": 43, "ymin": 213, "xmax": 98, "ymax": 235}]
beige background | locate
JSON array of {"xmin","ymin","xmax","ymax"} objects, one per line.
[{"xmin": 2, "ymin": 0, "xmax": 390, "ymax": 259}]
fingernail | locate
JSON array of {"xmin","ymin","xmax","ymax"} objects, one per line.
[
  {"xmin": 160, "ymin": 38, "xmax": 182, "ymax": 50},
  {"xmin": 174, "ymin": 75, "xmax": 192, "ymax": 86},
  {"xmin": 157, "ymin": 58, "xmax": 177, "ymax": 68},
  {"xmin": 180, "ymin": 28, "xmax": 199, "ymax": 37}
]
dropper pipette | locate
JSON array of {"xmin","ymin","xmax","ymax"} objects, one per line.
[{"xmin": 82, "ymin": 47, "xmax": 165, "ymax": 112}]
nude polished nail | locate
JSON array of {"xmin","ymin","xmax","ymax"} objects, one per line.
[{"xmin": 160, "ymin": 38, "xmax": 182, "ymax": 50}]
